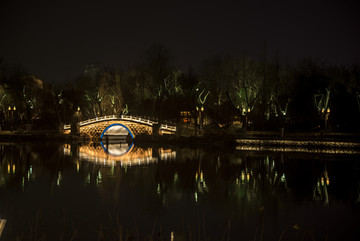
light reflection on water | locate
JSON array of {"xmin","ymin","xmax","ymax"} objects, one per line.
[
  {"xmin": 236, "ymin": 139, "xmax": 360, "ymax": 154},
  {"xmin": 0, "ymin": 142, "xmax": 360, "ymax": 241},
  {"xmin": 64, "ymin": 142, "xmax": 176, "ymax": 166}
]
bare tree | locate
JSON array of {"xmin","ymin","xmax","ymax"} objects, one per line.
[
  {"xmin": 51, "ymin": 84, "xmax": 64, "ymax": 131},
  {"xmin": 144, "ymin": 43, "xmax": 172, "ymax": 122},
  {"xmin": 227, "ymin": 57, "xmax": 262, "ymax": 131}
]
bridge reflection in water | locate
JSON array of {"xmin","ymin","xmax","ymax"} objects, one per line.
[
  {"xmin": 2, "ymin": 143, "xmax": 360, "ymax": 240},
  {"xmin": 63, "ymin": 142, "xmax": 176, "ymax": 166}
]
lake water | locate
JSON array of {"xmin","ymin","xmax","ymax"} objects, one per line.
[{"xmin": 0, "ymin": 141, "xmax": 359, "ymax": 241}]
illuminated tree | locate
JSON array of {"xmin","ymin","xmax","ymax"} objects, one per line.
[
  {"xmin": 289, "ymin": 58, "xmax": 329, "ymax": 130},
  {"xmin": 97, "ymin": 71, "xmax": 120, "ymax": 115},
  {"xmin": 109, "ymin": 71, "xmax": 125, "ymax": 115},
  {"xmin": 174, "ymin": 66, "xmax": 200, "ymax": 126},
  {"xmin": 314, "ymin": 87, "xmax": 330, "ymax": 113},
  {"xmin": 74, "ymin": 68, "xmax": 125, "ymax": 119},
  {"xmin": 314, "ymin": 87, "xmax": 331, "ymax": 131},
  {"xmin": 22, "ymin": 79, "xmax": 45, "ymax": 125},
  {"xmin": 1, "ymin": 64, "xmax": 46, "ymax": 128},
  {"xmin": 227, "ymin": 57, "xmax": 262, "ymax": 131},
  {"xmin": 232, "ymin": 57, "xmax": 261, "ymax": 112},
  {"xmin": 0, "ymin": 84, "xmax": 9, "ymax": 127},
  {"xmin": 161, "ymin": 70, "xmax": 184, "ymax": 120},
  {"xmin": 199, "ymin": 55, "xmax": 234, "ymax": 125},
  {"xmin": 83, "ymin": 82, "xmax": 102, "ymax": 117},
  {"xmin": 50, "ymin": 84, "xmax": 64, "ymax": 131},
  {"xmin": 270, "ymin": 59, "xmax": 294, "ymax": 133},
  {"xmin": 327, "ymin": 64, "xmax": 360, "ymax": 131},
  {"xmin": 122, "ymin": 70, "xmax": 153, "ymax": 116},
  {"xmin": 143, "ymin": 43, "xmax": 172, "ymax": 122}
]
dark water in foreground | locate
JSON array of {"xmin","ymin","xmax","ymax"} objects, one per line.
[{"xmin": 0, "ymin": 142, "xmax": 360, "ymax": 241}]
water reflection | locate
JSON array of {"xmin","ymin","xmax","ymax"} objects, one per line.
[
  {"xmin": 0, "ymin": 143, "xmax": 359, "ymax": 240},
  {"xmin": 100, "ymin": 140, "xmax": 134, "ymax": 156},
  {"xmin": 0, "ymin": 219, "xmax": 6, "ymax": 238},
  {"xmin": 236, "ymin": 139, "xmax": 360, "ymax": 154},
  {"xmin": 313, "ymin": 167, "xmax": 330, "ymax": 206},
  {"xmin": 64, "ymin": 142, "xmax": 175, "ymax": 166}
]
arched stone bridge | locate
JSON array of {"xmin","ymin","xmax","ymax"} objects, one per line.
[{"xmin": 63, "ymin": 115, "xmax": 176, "ymax": 139}]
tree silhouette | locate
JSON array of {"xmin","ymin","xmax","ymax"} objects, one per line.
[{"xmin": 143, "ymin": 43, "xmax": 172, "ymax": 122}]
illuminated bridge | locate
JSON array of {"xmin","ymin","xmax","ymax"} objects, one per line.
[{"xmin": 64, "ymin": 115, "xmax": 176, "ymax": 139}]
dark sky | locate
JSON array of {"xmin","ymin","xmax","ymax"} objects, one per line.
[{"xmin": 1, "ymin": 0, "xmax": 359, "ymax": 83}]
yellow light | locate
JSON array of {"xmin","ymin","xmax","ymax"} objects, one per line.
[
  {"xmin": 241, "ymin": 171, "xmax": 245, "ymax": 181},
  {"xmin": 201, "ymin": 106, "xmax": 204, "ymax": 112},
  {"xmin": 327, "ymin": 108, "xmax": 330, "ymax": 113},
  {"xmin": 195, "ymin": 172, "xmax": 198, "ymax": 180},
  {"xmin": 200, "ymin": 171, "xmax": 203, "ymax": 181},
  {"xmin": 321, "ymin": 177, "xmax": 324, "ymax": 186},
  {"xmin": 13, "ymin": 106, "xmax": 16, "ymax": 111},
  {"xmin": 246, "ymin": 172, "xmax": 250, "ymax": 181},
  {"xmin": 76, "ymin": 162, "xmax": 80, "ymax": 173},
  {"xmin": 321, "ymin": 108, "xmax": 324, "ymax": 113},
  {"xmin": 98, "ymin": 171, "xmax": 102, "ymax": 182},
  {"xmin": 326, "ymin": 177, "xmax": 330, "ymax": 186},
  {"xmin": 196, "ymin": 106, "xmax": 199, "ymax": 111},
  {"xmin": 7, "ymin": 164, "xmax": 10, "ymax": 174},
  {"xmin": 12, "ymin": 164, "xmax": 15, "ymax": 174},
  {"xmin": 247, "ymin": 108, "xmax": 251, "ymax": 113},
  {"xmin": 8, "ymin": 106, "xmax": 11, "ymax": 111},
  {"xmin": 77, "ymin": 106, "xmax": 80, "ymax": 111},
  {"xmin": 281, "ymin": 174, "xmax": 286, "ymax": 182}
]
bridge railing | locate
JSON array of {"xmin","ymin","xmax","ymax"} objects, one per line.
[
  {"xmin": 64, "ymin": 115, "xmax": 176, "ymax": 132},
  {"xmin": 79, "ymin": 115, "xmax": 118, "ymax": 126},
  {"xmin": 120, "ymin": 115, "xmax": 158, "ymax": 126},
  {"xmin": 160, "ymin": 124, "xmax": 177, "ymax": 132}
]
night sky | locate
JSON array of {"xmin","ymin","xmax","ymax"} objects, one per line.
[{"xmin": 1, "ymin": 0, "xmax": 359, "ymax": 83}]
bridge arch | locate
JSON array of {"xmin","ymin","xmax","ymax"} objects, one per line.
[
  {"xmin": 100, "ymin": 123, "xmax": 135, "ymax": 139},
  {"xmin": 79, "ymin": 119, "xmax": 152, "ymax": 139}
]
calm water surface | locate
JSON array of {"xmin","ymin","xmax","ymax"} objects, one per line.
[{"xmin": 0, "ymin": 141, "xmax": 360, "ymax": 241}]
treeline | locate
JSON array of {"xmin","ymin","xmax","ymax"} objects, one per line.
[{"xmin": 1, "ymin": 44, "xmax": 360, "ymax": 132}]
